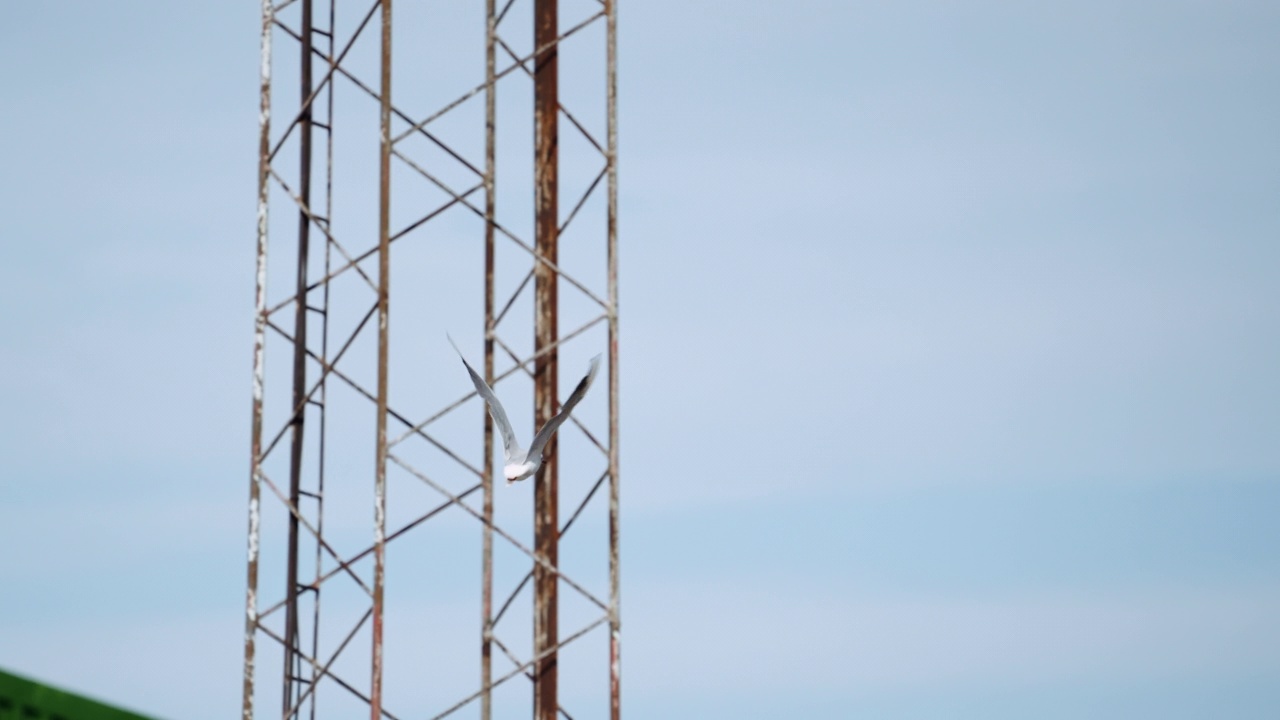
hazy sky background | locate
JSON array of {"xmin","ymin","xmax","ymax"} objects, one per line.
[{"xmin": 2, "ymin": 1, "xmax": 1279, "ymax": 718}]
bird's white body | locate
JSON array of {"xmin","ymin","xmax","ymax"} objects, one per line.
[
  {"xmin": 449, "ymin": 336, "xmax": 600, "ymax": 486},
  {"xmin": 504, "ymin": 460, "xmax": 539, "ymax": 484}
]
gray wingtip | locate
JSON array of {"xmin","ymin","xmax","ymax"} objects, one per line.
[
  {"xmin": 447, "ymin": 333, "xmax": 475, "ymax": 370},
  {"xmin": 447, "ymin": 333, "xmax": 482, "ymax": 382}
]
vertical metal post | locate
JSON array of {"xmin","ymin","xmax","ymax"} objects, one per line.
[
  {"xmin": 532, "ymin": 0, "xmax": 559, "ymax": 717},
  {"xmin": 283, "ymin": 1, "xmax": 315, "ymax": 714},
  {"xmin": 243, "ymin": 1, "xmax": 272, "ymax": 718},
  {"xmin": 371, "ymin": 0, "xmax": 391, "ymax": 717},
  {"xmin": 309, "ymin": 2, "xmax": 337, "ymax": 716},
  {"xmin": 481, "ymin": 0, "xmax": 497, "ymax": 718},
  {"xmin": 605, "ymin": 2, "xmax": 621, "ymax": 718}
]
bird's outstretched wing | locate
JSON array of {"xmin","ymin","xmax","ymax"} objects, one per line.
[
  {"xmin": 449, "ymin": 335, "xmax": 522, "ymax": 462},
  {"xmin": 527, "ymin": 354, "xmax": 601, "ymax": 461}
]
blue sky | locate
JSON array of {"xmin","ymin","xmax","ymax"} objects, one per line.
[{"xmin": 2, "ymin": 1, "xmax": 1279, "ymax": 718}]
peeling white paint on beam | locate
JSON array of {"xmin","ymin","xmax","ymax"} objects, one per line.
[{"xmin": 246, "ymin": 494, "xmax": 260, "ymax": 562}]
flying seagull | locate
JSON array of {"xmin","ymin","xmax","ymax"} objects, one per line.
[{"xmin": 449, "ymin": 336, "xmax": 601, "ymax": 484}]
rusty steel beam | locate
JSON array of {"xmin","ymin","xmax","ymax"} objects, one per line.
[
  {"xmin": 481, "ymin": 0, "xmax": 497, "ymax": 718},
  {"xmin": 243, "ymin": 0, "xmax": 273, "ymax": 719},
  {"xmin": 282, "ymin": 0, "xmax": 315, "ymax": 714},
  {"xmin": 532, "ymin": 0, "xmax": 560, "ymax": 718},
  {"xmin": 606, "ymin": 1, "xmax": 621, "ymax": 717},
  {"xmin": 370, "ymin": 0, "xmax": 391, "ymax": 717}
]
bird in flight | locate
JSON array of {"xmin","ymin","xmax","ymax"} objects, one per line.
[{"xmin": 449, "ymin": 336, "xmax": 601, "ymax": 484}]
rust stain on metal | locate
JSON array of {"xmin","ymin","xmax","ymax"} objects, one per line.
[
  {"xmin": 532, "ymin": 0, "xmax": 560, "ymax": 718},
  {"xmin": 370, "ymin": 0, "xmax": 392, "ymax": 717},
  {"xmin": 606, "ymin": 2, "xmax": 621, "ymax": 717},
  {"xmin": 481, "ymin": 0, "xmax": 497, "ymax": 718}
]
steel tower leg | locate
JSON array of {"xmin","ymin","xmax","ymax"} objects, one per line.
[{"xmin": 532, "ymin": 0, "xmax": 561, "ymax": 718}]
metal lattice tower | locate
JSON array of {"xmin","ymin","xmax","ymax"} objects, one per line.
[{"xmin": 241, "ymin": 0, "xmax": 619, "ymax": 717}]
